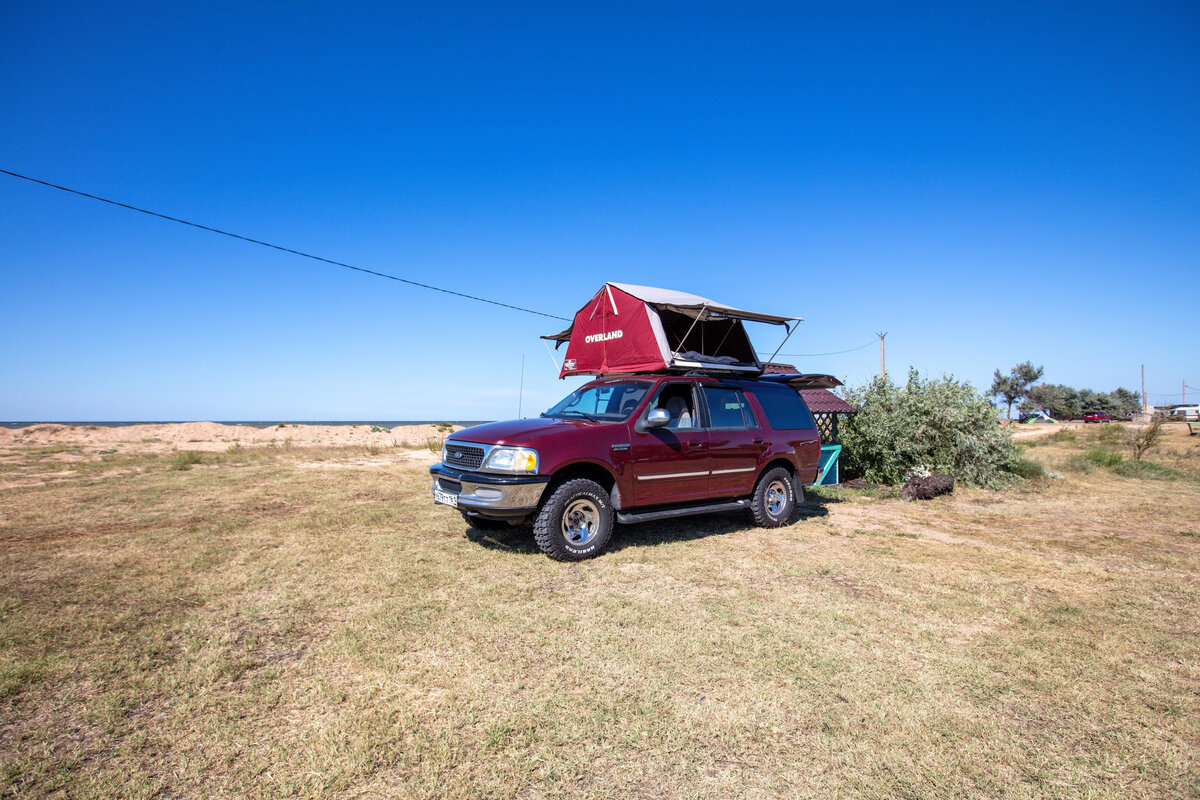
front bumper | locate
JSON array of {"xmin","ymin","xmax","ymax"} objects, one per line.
[{"xmin": 429, "ymin": 463, "xmax": 550, "ymax": 519}]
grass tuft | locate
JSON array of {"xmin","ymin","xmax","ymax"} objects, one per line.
[
  {"xmin": 1006, "ymin": 455, "xmax": 1046, "ymax": 479},
  {"xmin": 1082, "ymin": 447, "xmax": 1124, "ymax": 468},
  {"xmin": 168, "ymin": 450, "xmax": 205, "ymax": 471},
  {"xmin": 1110, "ymin": 460, "xmax": 1183, "ymax": 480}
]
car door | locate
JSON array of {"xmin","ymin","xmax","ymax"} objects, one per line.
[
  {"xmin": 701, "ymin": 385, "xmax": 766, "ymax": 498},
  {"xmin": 629, "ymin": 381, "xmax": 710, "ymax": 506}
]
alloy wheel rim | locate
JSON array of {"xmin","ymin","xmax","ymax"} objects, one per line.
[
  {"xmin": 562, "ymin": 498, "xmax": 600, "ymax": 545},
  {"xmin": 765, "ymin": 480, "xmax": 788, "ymax": 517}
]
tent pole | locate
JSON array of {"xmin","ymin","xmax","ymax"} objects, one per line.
[
  {"xmin": 671, "ymin": 304, "xmax": 708, "ymax": 360},
  {"xmin": 542, "ymin": 338, "xmax": 561, "ymax": 373},
  {"xmin": 763, "ymin": 325, "xmax": 796, "ymax": 367}
]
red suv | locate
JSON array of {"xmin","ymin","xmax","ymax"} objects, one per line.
[
  {"xmin": 430, "ymin": 375, "xmax": 821, "ymax": 560},
  {"xmin": 1083, "ymin": 411, "xmax": 1112, "ymax": 423}
]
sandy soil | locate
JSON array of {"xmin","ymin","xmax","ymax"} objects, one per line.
[{"xmin": 0, "ymin": 422, "xmax": 462, "ymax": 454}]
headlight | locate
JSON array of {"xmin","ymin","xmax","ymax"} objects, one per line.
[{"xmin": 484, "ymin": 446, "xmax": 538, "ymax": 473}]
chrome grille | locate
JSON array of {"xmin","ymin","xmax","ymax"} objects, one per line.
[{"xmin": 444, "ymin": 443, "xmax": 485, "ymax": 470}]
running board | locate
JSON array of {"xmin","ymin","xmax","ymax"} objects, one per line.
[{"xmin": 617, "ymin": 498, "xmax": 749, "ymax": 525}]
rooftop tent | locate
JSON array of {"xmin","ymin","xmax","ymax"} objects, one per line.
[{"xmin": 543, "ymin": 283, "xmax": 801, "ymax": 379}]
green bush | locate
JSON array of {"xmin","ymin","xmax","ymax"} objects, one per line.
[{"xmin": 840, "ymin": 369, "xmax": 1022, "ymax": 488}]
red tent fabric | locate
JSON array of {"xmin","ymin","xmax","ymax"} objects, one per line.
[
  {"xmin": 555, "ymin": 284, "xmax": 670, "ymax": 377},
  {"xmin": 544, "ymin": 283, "xmax": 799, "ymax": 379}
]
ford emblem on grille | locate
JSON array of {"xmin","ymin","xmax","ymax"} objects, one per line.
[{"xmin": 453, "ymin": 451, "xmax": 462, "ymax": 458}]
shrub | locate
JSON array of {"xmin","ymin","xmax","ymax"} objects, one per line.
[
  {"xmin": 1128, "ymin": 416, "xmax": 1165, "ymax": 461},
  {"xmin": 840, "ymin": 369, "xmax": 1022, "ymax": 488}
]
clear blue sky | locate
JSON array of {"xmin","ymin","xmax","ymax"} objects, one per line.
[{"xmin": 2, "ymin": 1, "xmax": 1197, "ymax": 420}]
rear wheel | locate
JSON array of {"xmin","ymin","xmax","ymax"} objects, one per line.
[
  {"xmin": 533, "ymin": 478, "xmax": 614, "ymax": 561},
  {"xmin": 750, "ymin": 466, "xmax": 798, "ymax": 527}
]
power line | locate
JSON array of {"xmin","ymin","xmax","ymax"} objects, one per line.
[
  {"xmin": 761, "ymin": 339, "xmax": 878, "ymax": 359},
  {"xmin": 1, "ymin": 169, "xmax": 570, "ymax": 321}
]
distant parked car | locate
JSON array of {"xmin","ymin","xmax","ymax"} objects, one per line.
[
  {"xmin": 1083, "ymin": 411, "xmax": 1112, "ymax": 423},
  {"xmin": 1170, "ymin": 406, "xmax": 1200, "ymax": 422}
]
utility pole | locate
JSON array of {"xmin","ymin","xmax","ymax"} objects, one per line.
[
  {"xmin": 1141, "ymin": 364, "xmax": 1146, "ymax": 412},
  {"xmin": 518, "ymin": 354, "xmax": 525, "ymax": 418},
  {"xmin": 877, "ymin": 331, "xmax": 887, "ymax": 379},
  {"xmin": 1183, "ymin": 379, "xmax": 1186, "ymax": 406}
]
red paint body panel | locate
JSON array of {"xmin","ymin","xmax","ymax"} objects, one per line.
[{"xmin": 446, "ymin": 376, "xmax": 822, "ymax": 513}]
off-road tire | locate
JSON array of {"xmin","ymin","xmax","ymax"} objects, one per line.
[
  {"xmin": 460, "ymin": 512, "xmax": 511, "ymax": 532},
  {"xmin": 750, "ymin": 466, "xmax": 798, "ymax": 527},
  {"xmin": 533, "ymin": 478, "xmax": 615, "ymax": 561}
]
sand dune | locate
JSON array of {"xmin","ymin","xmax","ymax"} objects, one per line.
[{"xmin": 0, "ymin": 421, "xmax": 462, "ymax": 453}]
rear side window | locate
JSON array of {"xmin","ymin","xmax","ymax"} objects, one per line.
[
  {"xmin": 702, "ymin": 387, "xmax": 758, "ymax": 429},
  {"xmin": 750, "ymin": 385, "xmax": 815, "ymax": 430}
]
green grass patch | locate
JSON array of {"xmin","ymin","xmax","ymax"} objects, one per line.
[
  {"xmin": 168, "ymin": 450, "xmax": 205, "ymax": 471},
  {"xmin": 1111, "ymin": 460, "xmax": 1183, "ymax": 480},
  {"xmin": 1082, "ymin": 448, "xmax": 1124, "ymax": 468},
  {"xmin": 1006, "ymin": 455, "xmax": 1046, "ymax": 479}
]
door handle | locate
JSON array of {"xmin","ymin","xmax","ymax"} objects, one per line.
[
  {"xmin": 753, "ymin": 438, "xmax": 765, "ymax": 444},
  {"xmin": 687, "ymin": 441, "xmax": 705, "ymax": 448}
]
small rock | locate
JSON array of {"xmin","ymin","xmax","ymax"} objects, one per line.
[{"xmin": 900, "ymin": 473, "xmax": 954, "ymax": 500}]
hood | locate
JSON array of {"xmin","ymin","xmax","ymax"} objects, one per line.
[{"xmin": 447, "ymin": 416, "xmax": 593, "ymax": 447}]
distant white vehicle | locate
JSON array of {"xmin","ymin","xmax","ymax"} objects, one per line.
[{"xmin": 1170, "ymin": 406, "xmax": 1200, "ymax": 421}]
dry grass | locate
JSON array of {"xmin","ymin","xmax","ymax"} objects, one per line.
[{"xmin": 0, "ymin": 426, "xmax": 1197, "ymax": 798}]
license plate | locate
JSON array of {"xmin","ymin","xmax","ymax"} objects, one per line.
[{"xmin": 433, "ymin": 488, "xmax": 458, "ymax": 508}]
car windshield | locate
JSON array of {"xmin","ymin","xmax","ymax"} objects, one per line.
[{"xmin": 543, "ymin": 381, "xmax": 651, "ymax": 422}]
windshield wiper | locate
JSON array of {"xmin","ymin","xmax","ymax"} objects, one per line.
[{"xmin": 557, "ymin": 409, "xmax": 599, "ymax": 421}]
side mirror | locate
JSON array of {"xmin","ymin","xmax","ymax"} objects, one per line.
[{"xmin": 646, "ymin": 408, "xmax": 671, "ymax": 428}]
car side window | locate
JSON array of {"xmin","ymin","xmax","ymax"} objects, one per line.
[
  {"xmin": 702, "ymin": 387, "xmax": 758, "ymax": 429},
  {"xmin": 649, "ymin": 383, "xmax": 698, "ymax": 429},
  {"xmin": 750, "ymin": 385, "xmax": 816, "ymax": 430}
]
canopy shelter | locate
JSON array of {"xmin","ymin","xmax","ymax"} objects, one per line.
[
  {"xmin": 763, "ymin": 364, "xmax": 858, "ymax": 486},
  {"xmin": 543, "ymin": 283, "xmax": 800, "ymax": 379}
]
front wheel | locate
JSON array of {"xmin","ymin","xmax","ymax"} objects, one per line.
[
  {"xmin": 750, "ymin": 467, "xmax": 798, "ymax": 527},
  {"xmin": 533, "ymin": 478, "xmax": 615, "ymax": 561}
]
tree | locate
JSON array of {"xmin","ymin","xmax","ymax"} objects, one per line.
[
  {"xmin": 841, "ymin": 369, "xmax": 1022, "ymax": 488},
  {"xmin": 1020, "ymin": 383, "xmax": 1141, "ymax": 420},
  {"xmin": 1021, "ymin": 383, "xmax": 1080, "ymax": 420},
  {"xmin": 990, "ymin": 362, "xmax": 1044, "ymax": 420}
]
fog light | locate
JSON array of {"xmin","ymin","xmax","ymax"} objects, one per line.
[{"xmin": 475, "ymin": 487, "xmax": 502, "ymax": 500}]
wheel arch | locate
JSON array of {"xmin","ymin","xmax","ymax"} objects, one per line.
[
  {"xmin": 546, "ymin": 460, "xmax": 617, "ymax": 497},
  {"xmin": 759, "ymin": 456, "xmax": 799, "ymax": 486}
]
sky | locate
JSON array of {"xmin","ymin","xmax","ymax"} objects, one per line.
[{"xmin": 2, "ymin": 1, "xmax": 1197, "ymax": 421}]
